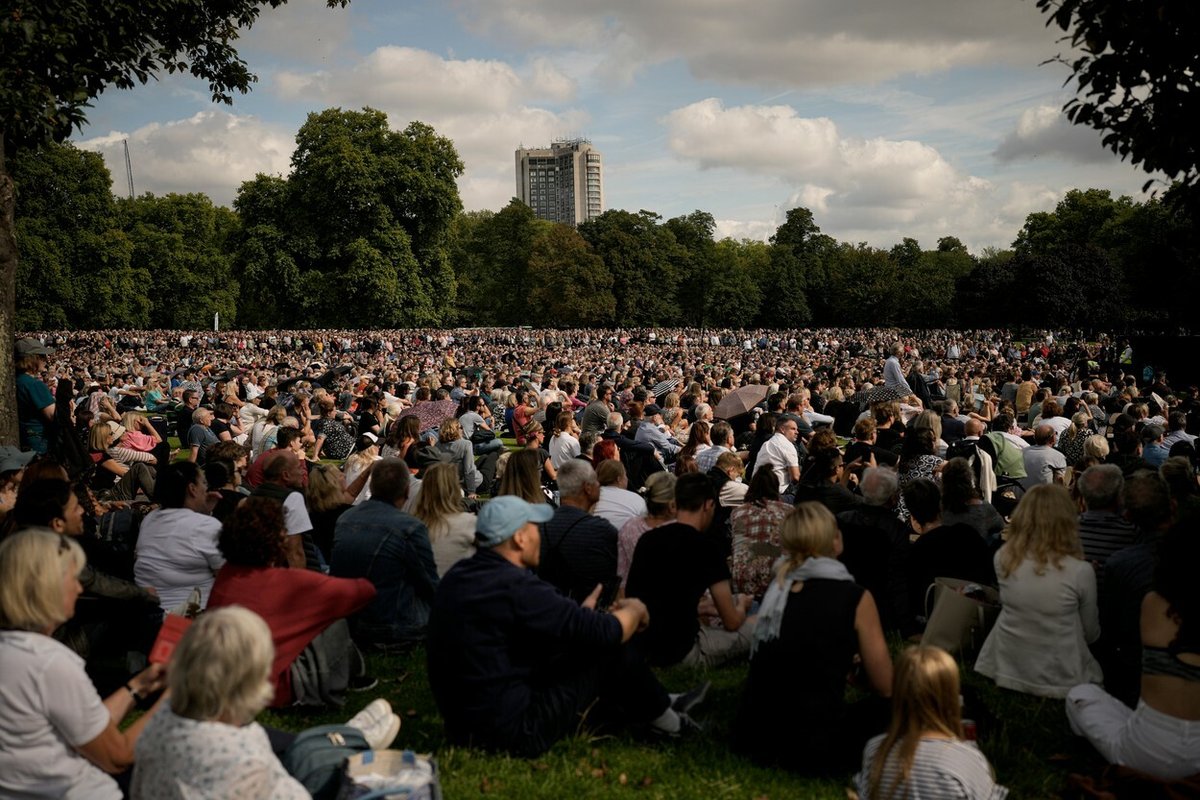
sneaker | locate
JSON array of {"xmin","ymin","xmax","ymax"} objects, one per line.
[
  {"xmin": 670, "ymin": 681, "xmax": 711, "ymax": 716},
  {"xmin": 346, "ymin": 698, "xmax": 392, "ymax": 732},
  {"xmin": 349, "ymin": 674, "xmax": 379, "ymax": 692},
  {"xmin": 651, "ymin": 711, "xmax": 703, "ymax": 739},
  {"xmin": 354, "ymin": 711, "xmax": 402, "ymax": 750}
]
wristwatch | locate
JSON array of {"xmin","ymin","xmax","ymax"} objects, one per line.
[{"xmin": 124, "ymin": 682, "xmax": 143, "ymax": 702}]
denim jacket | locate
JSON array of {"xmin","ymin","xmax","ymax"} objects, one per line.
[{"xmin": 330, "ymin": 498, "xmax": 439, "ymax": 644}]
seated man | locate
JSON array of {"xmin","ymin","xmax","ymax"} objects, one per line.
[
  {"xmin": 633, "ymin": 404, "xmax": 681, "ymax": 462},
  {"xmin": 428, "ymin": 496, "xmax": 700, "ymax": 756},
  {"xmin": 538, "ymin": 460, "xmax": 619, "ymax": 603},
  {"xmin": 331, "ymin": 458, "xmax": 439, "ymax": 649},
  {"xmin": 625, "ymin": 473, "xmax": 754, "ymax": 668}
]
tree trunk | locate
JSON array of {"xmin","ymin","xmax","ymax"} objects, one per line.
[{"xmin": 0, "ymin": 134, "xmax": 19, "ymax": 446}]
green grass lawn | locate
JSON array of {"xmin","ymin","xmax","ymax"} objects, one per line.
[{"xmin": 258, "ymin": 646, "xmax": 1105, "ymax": 799}]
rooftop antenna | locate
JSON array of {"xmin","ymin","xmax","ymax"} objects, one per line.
[{"xmin": 123, "ymin": 139, "xmax": 135, "ymax": 199}]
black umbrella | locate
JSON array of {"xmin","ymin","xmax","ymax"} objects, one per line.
[
  {"xmin": 277, "ymin": 376, "xmax": 305, "ymax": 392},
  {"xmin": 850, "ymin": 385, "xmax": 905, "ymax": 405}
]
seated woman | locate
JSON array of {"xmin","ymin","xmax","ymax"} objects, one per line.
[
  {"xmin": 616, "ymin": 471, "xmax": 676, "ymax": 587},
  {"xmin": 412, "ymin": 462, "xmax": 477, "ymax": 577},
  {"xmin": 794, "ymin": 447, "xmax": 864, "ymax": 516},
  {"xmin": 436, "ymin": 418, "xmax": 482, "ymax": 498},
  {"xmin": 939, "ymin": 456, "xmax": 1005, "ymax": 548},
  {"xmin": 206, "ymin": 498, "xmax": 377, "ymax": 707},
  {"xmin": 0, "ymin": 529, "xmax": 168, "ymax": 799},
  {"xmin": 311, "ymin": 395, "xmax": 356, "ymax": 462},
  {"xmin": 344, "ymin": 434, "xmax": 382, "ymax": 505},
  {"xmin": 729, "ymin": 466, "xmax": 794, "ymax": 601},
  {"xmin": 88, "ymin": 423, "xmax": 156, "ymax": 502},
  {"xmin": 856, "ymin": 646, "xmax": 1008, "ymax": 799},
  {"xmin": 131, "ymin": 607, "xmax": 402, "ymax": 799},
  {"xmin": 1067, "ymin": 524, "xmax": 1200, "ymax": 780},
  {"xmin": 975, "ymin": 484, "xmax": 1102, "ymax": 698},
  {"xmin": 733, "ymin": 502, "xmax": 893, "ymax": 775}
]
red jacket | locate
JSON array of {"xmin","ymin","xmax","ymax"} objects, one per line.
[{"xmin": 207, "ymin": 564, "xmax": 376, "ymax": 705}]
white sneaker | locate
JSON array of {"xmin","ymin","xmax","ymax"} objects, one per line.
[
  {"xmin": 346, "ymin": 698, "xmax": 391, "ymax": 733},
  {"xmin": 359, "ymin": 713, "xmax": 401, "ymax": 750}
]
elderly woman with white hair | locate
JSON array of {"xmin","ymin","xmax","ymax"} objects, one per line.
[
  {"xmin": 131, "ymin": 606, "xmax": 401, "ymax": 799},
  {"xmin": 0, "ymin": 529, "xmax": 168, "ymax": 799}
]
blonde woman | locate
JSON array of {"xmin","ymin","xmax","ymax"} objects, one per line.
[
  {"xmin": 497, "ymin": 449, "xmax": 548, "ymax": 506},
  {"xmin": 547, "ymin": 411, "xmax": 581, "ymax": 470},
  {"xmin": 436, "ymin": 418, "xmax": 482, "ymax": 497},
  {"xmin": 0, "ymin": 530, "xmax": 168, "ymax": 798},
  {"xmin": 975, "ymin": 484, "xmax": 1102, "ymax": 698},
  {"xmin": 857, "ymin": 646, "xmax": 1007, "ymax": 799},
  {"xmin": 249, "ymin": 405, "xmax": 287, "ymax": 460},
  {"xmin": 131, "ymin": 607, "xmax": 400, "ymax": 799},
  {"xmin": 344, "ymin": 434, "xmax": 382, "ymax": 505},
  {"xmin": 412, "ymin": 463, "xmax": 477, "ymax": 576},
  {"xmin": 87, "ymin": 423, "xmax": 156, "ymax": 501},
  {"xmin": 733, "ymin": 503, "xmax": 892, "ymax": 774}
]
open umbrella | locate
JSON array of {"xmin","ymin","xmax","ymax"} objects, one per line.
[
  {"xmin": 850, "ymin": 385, "xmax": 905, "ymax": 406},
  {"xmin": 399, "ymin": 399, "xmax": 457, "ymax": 431},
  {"xmin": 651, "ymin": 378, "xmax": 680, "ymax": 398},
  {"xmin": 714, "ymin": 384, "xmax": 769, "ymax": 420}
]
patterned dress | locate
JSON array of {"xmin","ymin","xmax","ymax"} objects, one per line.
[{"xmin": 729, "ymin": 499, "xmax": 792, "ymax": 599}]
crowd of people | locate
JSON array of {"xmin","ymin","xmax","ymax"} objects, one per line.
[{"xmin": 4, "ymin": 325, "xmax": 1200, "ymax": 798}]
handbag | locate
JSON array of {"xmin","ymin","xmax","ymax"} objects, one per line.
[
  {"xmin": 282, "ymin": 725, "xmax": 372, "ymax": 800},
  {"xmin": 469, "ymin": 426, "xmax": 497, "ymax": 445},
  {"xmin": 923, "ymin": 577, "xmax": 1001, "ymax": 659},
  {"xmin": 338, "ymin": 750, "xmax": 442, "ymax": 800}
]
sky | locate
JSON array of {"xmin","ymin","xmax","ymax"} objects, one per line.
[{"xmin": 76, "ymin": 0, "xmax": 1159, "ymax": 254}]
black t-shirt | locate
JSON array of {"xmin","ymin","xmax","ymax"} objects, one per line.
[
  {"xmin": 907, "ymin": 522, "xmax": 997, "ymax": 617},
  {"xmin": 210, "ymin": 418, "xmax": 231, "ymax": 439},
  {"xmin": 625, "ymin": 522, "xmax": 731, "ymax": 666}
]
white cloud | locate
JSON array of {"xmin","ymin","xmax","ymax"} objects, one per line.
[
  {"xmin": 275, "ymin": 47, "xmax": 525, "ymax": 114},
  {"xmin": 76, "ymin": 111, "xmax": 295, "ymax": 206},
  {"xmin": 993, "ymin": 104, "xmax": 1112, "ymax": 164},
  {"xmin": 714, "ymin": 218, "xmax": 776, "ymax": 242},
  {"xmin": 273, "ymin": 47, "xmax": 590, "ymax": 211},
  {"xmin": 452, "ymin": 0, "xmax": 1057, "ymax": 88},
  {"xmin": 243, "ymin": 0, "xmax": 352, "ymax": 63}
]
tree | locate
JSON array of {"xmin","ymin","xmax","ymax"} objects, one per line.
[
  {"xmin": 762, "ymin": 207, "xmax": 835, "ymax": 326},
  {"xmin": 0, "ymin": 0, "xmax": 349, "ymax": 443},
  {"xmin": 578, "ymin": 210, "xmax": 682, "ymax": 327},
  {"xmin": 11, "ymin": 142, "xmax": 146, "ymax": 328},
  {"xmin": 1036, "ymin": 0, "xmax": 1200, "ymax": 201},
  {"xmin": 665, "ymin": 211, "xmax": 718, "ymax": 326},
  {"xmin": 231, "ymin": 108, "xmax": 463, "ymax": 327},
  {"xmin": 527, "ymin": 225, "xmax": 615, "ymax": 327}
]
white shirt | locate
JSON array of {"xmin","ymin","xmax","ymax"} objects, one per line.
[
  {"xmin": 549, "ymin": 432, "xmax": 581, "ymax": 469},
  {"xmin": 135, "ymin": 507, "xmax": 225, "ymax": 612},
  {"xmin": 593, "ymin": 486, "xmax": 648, "ymax": 533},
  {"xmin": 0, "ymin": 631, "xmax": 120, "ymax": 800},
  {"xmin": 132, "ymin": 710, "xmax": 307, "ymax": 800},
  {"xmin": 759, "ymin": 432, "xmax": 800, "ymax": 493},
  {"xmin": 282, "ymin": 491, "xmax": 313, "ymax": 536}
]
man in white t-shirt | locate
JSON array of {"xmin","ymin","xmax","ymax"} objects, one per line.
[
  {"xmin": 592, "ymin": 460, "xmax": 648, "ymax": 533},
  {"xmin": 758, "ymin": 419, "xmax": 801, "ymax": 496}
]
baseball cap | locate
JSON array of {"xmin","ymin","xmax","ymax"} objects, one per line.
[
  {"xmin": 0, "ymin": 446, "xmax": 36, "ymax": 473},
  {"xmin": 15, "ymin": 338, "xmax": 54, "ymax": 357},
  {"xmin": 475, "ymin": 496, "xmax": 553, "ymax": 547}
]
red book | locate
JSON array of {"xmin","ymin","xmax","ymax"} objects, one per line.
[{"xmin": 149, "ymin": 614, "xmax": 193, "ymax": 664}]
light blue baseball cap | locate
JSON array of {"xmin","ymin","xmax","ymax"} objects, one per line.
[{"xmin": 476, "ymin": 496, "xmax": 553, "ymax": 547}]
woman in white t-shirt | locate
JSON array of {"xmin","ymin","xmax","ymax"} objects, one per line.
[
  {"xmin": 411, "ymin": 463, "xmax": 477, "ymax": 576},
  {"xmin": 548, "ymin": 411, "xmax": 582, "ymax": 469},
  {"xmin": 0, "ymin": 530, "xmax": 168, "ymax": 799}
]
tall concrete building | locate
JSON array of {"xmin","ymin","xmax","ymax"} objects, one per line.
[{"xmin": 515, "ymin": 138, "xmax": 604, "ymax": 225}]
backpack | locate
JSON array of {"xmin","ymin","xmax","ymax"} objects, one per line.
[
  {"xmin": 945, "ymin": 438, "xmax": 982, "ymax": 480},
  {"xmin": 281, "ymin": 725, "xmax": 371, "ymax": 800},
  {"xmin": 414, "ymin": 443, "xmax": 456, "ymax": 477}
]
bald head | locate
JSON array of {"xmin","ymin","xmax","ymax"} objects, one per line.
[
  {"xmin": 1034, "ymin": 424, "xmax": 1056, "ymax": 446},
  {"xmin": 964, "ymin": 418, "xmax": 984, "ymax": 438}
]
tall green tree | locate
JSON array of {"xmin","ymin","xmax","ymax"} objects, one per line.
[
  {"xmin": 0, "ymin": 0, "xmax": 349, "ymax": 443},
  {"xmin": 11, "ymin": 142, "xmax": 148, "ymax": 328},
  {"xmin": 704, "ymin": 239, "xmax": 763, "ymax": 327},
  {"xmin": 665, "ymin": 211, "xmax": 718, "ymax": 326},
  {"xmin": 232, "ymin": 108, "xmax": 463, "ymax": 326},
  {"xmin": 762, "ymin": 208, "xmax": 835, "ymax": 326},
  {"xmin": 578, "ymin": 210, "xmax": 682, "ymax": 327},
  {"xmin": 527, "ymin": 224, "xmax": 615, "ymax": 327},
  {"xmin": 118, "ymin": 193, "xmax": 239, "ymax": 329}
]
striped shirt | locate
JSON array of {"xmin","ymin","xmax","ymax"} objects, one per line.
[
  {"xmin": 1078, "ymin": 510, "xmax": 1137, "ymax": 583},
  {"xmin": 856, "ymin": 735, "xmax": 1008, "ymax": 799}
]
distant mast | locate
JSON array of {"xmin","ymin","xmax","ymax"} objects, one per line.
[{"xmin": 123, "ymin": 139, "xmax": 135, "ymax": 199}]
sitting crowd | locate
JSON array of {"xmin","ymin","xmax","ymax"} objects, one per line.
[{"xmin": 4, "ymin": 327, "xmax": 1200, "ymax": 797}]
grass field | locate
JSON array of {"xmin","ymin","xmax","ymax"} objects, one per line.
[{"xmin": 256, "ymin": 644, "xmax": 1105, "ymax": 799}]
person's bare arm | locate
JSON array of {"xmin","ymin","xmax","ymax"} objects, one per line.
[
  {"xmin": 854, "ymin": 590, "xmax": 893, "ymax": 697},
  {"xmin": 282, "ymin": 534, "xmax": 306, "ymax": 568},
  {"xmin": 80, "ymin": 664, "xmax": 168, "ymax": 773},
  {"xmin": 344, "ymin": 460, "xmax": 375, "ymax": 500},
  {"xmin": 709, "ymin": 580, "xmax": 751, "ymax": 631}
]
